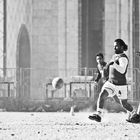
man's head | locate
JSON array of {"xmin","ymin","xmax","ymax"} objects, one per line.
[
  {"xmin": 114, "ymin": 39, "xmax": 128, "ymax": 54},
  {"xmin": 96, "ymin": 53, "xmax": 104, "ymax": 64}
]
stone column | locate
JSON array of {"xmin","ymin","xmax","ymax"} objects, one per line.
[
  {"xmin": 104, "ymin": 0, "xmax": 117, "ymax": 62},
  {"xmin": 58, "ymin": 0, "xmax": 79, "ymax": 77},
  {"xmin": 58, "ymin": 0, "xmax": 67, "ymax": 77}
]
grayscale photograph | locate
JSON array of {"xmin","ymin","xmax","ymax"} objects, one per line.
[{"xmin": 0, "ymin": 0, "xmax": 140, "ymax": 139}]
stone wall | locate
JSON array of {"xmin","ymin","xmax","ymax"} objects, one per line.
[
  {"xmin": 6, "ymin": 0, "xmax": 79, "ymax": 100},
  {"xmin": 7, "ymin": 0, "xmax": 32, "ymax": 68},
  {"xmin": 31, "ymin": 0, "xmax": 79, "ymax": 100}
]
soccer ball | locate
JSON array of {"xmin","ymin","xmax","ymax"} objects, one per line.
[{"xmin": 52, "ymin": 77, "xmax": 64, "ymax": 89}]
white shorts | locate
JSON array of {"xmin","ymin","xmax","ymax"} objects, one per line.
[{"xmin": 101, "ymin": 81, "xmax": 128, "ymax": 99}]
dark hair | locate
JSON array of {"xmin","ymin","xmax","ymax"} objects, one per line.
[
  {"xmin": 114, "ymin": 39, "xmax": 128, "ymax": 51},
  {"xmin": 96, "ymin": 53, "xmax": 104, "ymax": 59}
]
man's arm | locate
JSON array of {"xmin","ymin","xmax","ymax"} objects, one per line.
[
  {"xmin": 94, "ymin": 69, "xmax": 101, "ymax": 83},
  {"xmin": 113, "ymin": 57, "xmax": 128, "ymax": 74}
]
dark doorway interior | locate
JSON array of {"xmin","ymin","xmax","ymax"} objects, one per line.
[
  {"xmin": 16, "ymin": 24, "xmax": 31, "ymax": 99},
  {"xmin": 81, "ymin": 0, "xmax": 104, "ymax": 68}
]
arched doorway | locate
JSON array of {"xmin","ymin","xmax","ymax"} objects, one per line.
[{"xmin": 16, "ymin": 24, "xmax": 31, "ymax": 99}]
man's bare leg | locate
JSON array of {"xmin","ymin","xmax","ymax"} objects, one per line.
[{"xmin": 89, "ymin": 89, "xmax": 109, "ymax": 122}]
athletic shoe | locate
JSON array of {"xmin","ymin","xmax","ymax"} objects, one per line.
[
  {"xmin": 126, "ymin": 114, "xmax": 140, "ymax": 123},
  {"xmin": 88, "ymin": 114, "xmax": 101, "ymax": 122}
]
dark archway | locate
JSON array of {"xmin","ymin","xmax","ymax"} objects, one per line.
[{"xmin": 16, "ymin": 24, "xmax": 31, "ymax": 99}]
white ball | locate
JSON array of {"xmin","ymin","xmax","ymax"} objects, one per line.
[{"xmin": 52, "ymin": 77, "xmax": 64, "ymax": 89}]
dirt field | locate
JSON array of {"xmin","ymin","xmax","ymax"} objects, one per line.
[{"xmin": 0, "ymin": 112, "xmax": 140, "ymax": 140}]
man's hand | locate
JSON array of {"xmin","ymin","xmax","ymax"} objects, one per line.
[
  {"xmin": 108, "ymin": 61, "xmax": 114, "ymax": 65},
  {"xmin": 90, "ymin": 80, "xmax": 97, "ymax": 85},
  {"xmin": 114, "ymin": 60, "xmax": 119, "ymax": 65},
  {"xmin": 93, "ymin": 81, "xmax": 98, "ymax": 87},
  {"xmin": 107, "ymin": 60, "xmax": 119, "ymax": 66}
]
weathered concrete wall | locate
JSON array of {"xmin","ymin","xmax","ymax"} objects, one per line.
[
  {"xmin": 31, "ymin": 0, "xmax": 59, "ymax": 100},
  {"xmin": 32, "ymin": 0, "xmax": 58, "ymax": 70},
  {"xmin": 104, "ymin": 0, "xmax": 117, "ymax": 62},
  {"xmin": 31, "ymin": 0, "xmax": 79, "ymax": 100},
  {"xmin": 6, "ymin": 0, "xmax": 79, "ymax": 100}
]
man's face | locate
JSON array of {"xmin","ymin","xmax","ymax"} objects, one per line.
[
  {"xmin": 114, "ymin": 42, "xmax": 123, "ymax": 54},
  {"xmin": 96, "ymin": 56, "xmax": 103, "ymax": 64}
]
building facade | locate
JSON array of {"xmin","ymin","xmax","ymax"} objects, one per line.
[{"xmin": 2, "ymin": 0, "xmax": 140, "ymax": 101}]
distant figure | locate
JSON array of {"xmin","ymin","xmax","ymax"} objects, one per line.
[
  {"xmin": 89, "ymin": 39, "xmax": 134, "ymax": 122},
  {"xmin": 92, "ymin": 53, "xmax": 108, "ymax": 92},
  {"xmin": 90, "ymin": 53, "xmax": 108, "ymax": 110}
]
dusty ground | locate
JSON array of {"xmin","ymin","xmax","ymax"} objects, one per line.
[{"xmin": 0, "ymin": 112, "xmax": 140, "ymax": 140}]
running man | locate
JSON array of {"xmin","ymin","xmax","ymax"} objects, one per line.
[{"xmin": 89, "ymin": 39, "xmax": 134, "ymax": 122}]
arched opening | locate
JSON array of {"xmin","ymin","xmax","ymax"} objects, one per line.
[{"xmin": 16, "ymin": 24, "xmax": 31, "ymax": 99}]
